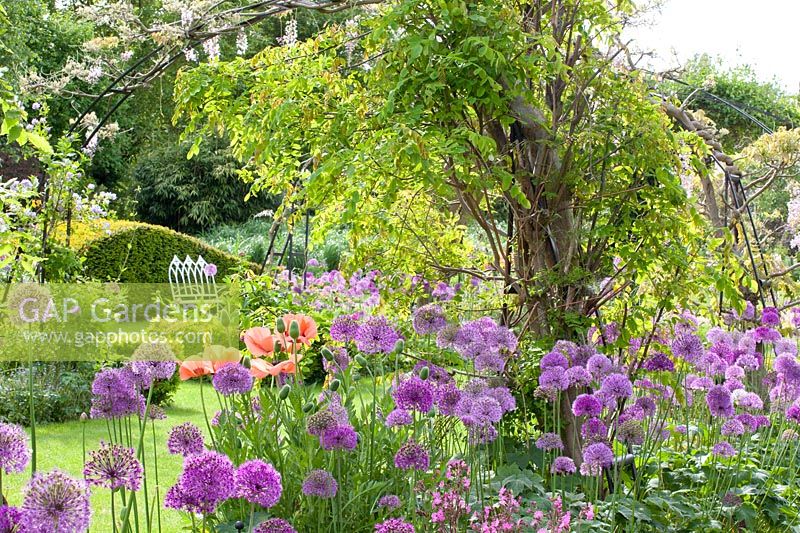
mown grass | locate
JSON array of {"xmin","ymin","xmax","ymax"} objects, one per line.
[{"xmin": 3, "ymin": 380, "xmax": 211, "ymax": 532}]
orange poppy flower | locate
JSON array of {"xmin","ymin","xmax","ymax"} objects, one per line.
[
  {"xmin": 242, "ymin": 327, "xmax": 276, "ymax": 358},
  {"xmin": 249, "ymin": 358, "xmax": 298, "ymax": 378},
  {"xmin": 278, "ymin": 314, "xmax": 319, "ymax": 348},
  {"xmin": 178, "ymin": 360, "xmax": 213, "ymax": 381}
]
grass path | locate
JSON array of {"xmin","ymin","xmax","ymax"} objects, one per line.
[{"xmin": 3, "ymin": 380, "xmax": 211, "ymax": 532}]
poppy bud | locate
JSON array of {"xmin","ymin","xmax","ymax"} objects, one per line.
[
  {"xmin": 302, "ymin": 402, "xmax": 315, "ymax": 413},
  {"xmin": 393, "ymin": 339, "xmax": 405, "ymax": 354},
  {"xmin": 276, "ymin": 317, "xmax": 286, "ymax": 333},
  {"xmin": 241, "ymin": 356, "xmax": 251, "ymax": 369},
  {"xmin": 355, "ymin": 354, "xmax": 368, "ymax": 367},
  {"xmin": 419, "ymin": 366, "xmax": 430, "ymax": 380},
  {"xmin": 279, "ymin": 384, "xmax": 291, "ymax": 400},
  {"xmin": 321, "ymin": 347, "xmax": 334, "ymax": 361},
  {"xmin": 329, "ymin": 379, "xmax": 341, "ymax": 392},
  {"xmin": 289, "ymin": 320, "xmax": 301, "ymax": 341}
]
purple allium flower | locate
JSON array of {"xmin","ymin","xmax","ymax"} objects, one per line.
[
  {"xmin": 377, "ymin": 494, "xmax": 402, "ymax": 511},
  {"xmin": 535, "ymin": 432, "xmax": 564, "ymax": 451},
  {"xmin": 436, "ymin": 324, "xmax": 459, "ymax": 349},
  {"xmin": 453, "ymin": 317, "xmax": 517, "ymax": 363},
  {"xmin": 254, "ymin": 518, "xmax": 297, "ymax": 533},
  {"xmin": 432, "ymin": 281, "xmax": 456, "ymax": 301},
  {"xmin": 468, "ymin": 424, "xmax": 499, "ymax": 445},
  {"xmin": 355, "ymin": 316, "xmax": 402, "ymax": 354},
  {"xmin": 142, "ymin": 404, "xmax": 167, "ymax": 421},
  {"xmin": 474, "ymin": 352, "xmax": 506, "ymax": 373},
  {"xmin": 615, "ymin": 419, "xmax": 645, "ymax": 445},
  {"xmin": 375, "ymin": 518, "xmax": 415, "ymax": 532},
  {"xmin": 330, "ymin": 314, "xmax": 361, "ymax": 343},
  {"xmin": 725, "ymin": 365, "xmax": 745, "ymax": 380},
  {"xmin": 301, "ymin": 469, "xmax": 338, "ymax": 499},
  {"xmin": 394, "ymin": 440, "xmax": 429, "ymax": 471},
  {"xmin": 550, "ymin": 456, "xmax": 577, "ymax": 475},
  {"xmin": 634, "ymin": 396, "xmax": 657, "ymax": 417},
  {"xmin": 306, "ymin": 409, "xmax": 342, "ymax": 436},
  {"xmin": 22, "ymin": 470, "xmax": 91, "ymax": 532},
  {"xmin": 753, "ymin": 326, "xmax": 781, "ymax": 343},
  {"xmin": 0, "ymin": 505, "xmax": 22, "ymax": 532},
  {"xmin": 212, "ymin": 364, "xmax": 253, "ymax": 396},
  {"xmin": 586, "ymin": 354, "xmax": 613, "ymax": 378},
  {"xmin": 323, "ymin": 346, "xmax": 351, "ymax": 374},
  {"xmin": 321, "ymin": 425, "xmax": 358, "ymax": 451},
  {"xmin": 563, "ymin": 366, "xmax": 592, "ymax": 387},
  {"xmin": 385, "ymin": 409, "xmax": 413, "ymax": 427},
  {"xmin": 412, "ymin": 304, "xmax": 447, "ymax": 335},
  {"xmin": 203, "ymin": 263, "xmax": 218, "ymax": 277},
  {"xmin": 643, "ymin": 352, "xmax": 675, "ymax": 372},
  {"xmin": 721, "ymin": 419, "xmax": 745, "ymax": 437},
  {"xmin": 538, "ymin": 368, "xmax": 569, "ymax": 391},
  {"xmin": 540, "ymin": 351, "xmax": 569, "ymax": 371},
  {"xmin": 712, "ymin": 441, "xmax": 736, "ymax": 458},
  {"xmin": 83, "ymin": 441, "xmax": 143, "ymax": 492},
  {"xmin": 721, "ymin": 492, "xmax": 743, "ymax": 508},
  {"xmin": 165, "ymin": 451, "xmax": 235, "ymax": 514},
  {"xmin": 775, "ymin": 338, "xmax": 798, "ymax": 357},
  {"xmin": 737, "ymin": 353, "xmax": 760, "ymax": 371},
  {"xmin": 671, "ymin": 334, "xmax": 704, "ymax": 362},
  {"xmin": 600, "ymin": 373, "xmax": 633, "ymax": 399},
  {"xmin": 90, "ymin": 368, "xmax": 142, "ymax": 419},
  {"xmin": 392, "ymin": 376, "xmax": 434, "ymax": 412},
  {"xmin": 434, "ymin": 383, "xmax": 463, "ymax": 416},
  {"xmin": 706, "ymin": 385, "xmax": 734, "ymax": 417},
  {"xmin": 572, "ymin": 394, "xmax": 603, "ymax": 417},
  {"xmin": 735, "ymin": 413, "xmax": 758, "ymax": 432},
  {"xmin": 0, "ymin": 423, "xmax": 30, "ymax": 474},
  {"xmin": 580, "ymin": 443, "xmax": 613, "ymax": 476},
  {"xmin": 761, "ymin": 306, "xmax": 781, "ymax": 327},
  {"xmin": 167, "ymin": 423, "xmax": 205, "ymax": 456},
  {"xmin": 484, "ymin": 386, "xmax": 516, "ymax": 413},
  {"xmin": 787, "ymin": 401, "xmax": 800, "ymax": 423},
  {"xmin": 581, "ymin": 417, "xmax": 608, "ymax": 444},
  {"xmin": 235, "ymin": 459, "xmax": 282, "ymax": 508}
]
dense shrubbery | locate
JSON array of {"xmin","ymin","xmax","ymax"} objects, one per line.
[
  {"xmin": 81, "ymin": 222, "xmax": 254, "ymax": 282},
  {"xmin": 131, "ymin": 137, "xmax": 277, "ymax": 234},
  {"xmin": 0, "ymin": 363, "xmax": 95, "ymax": 425}
]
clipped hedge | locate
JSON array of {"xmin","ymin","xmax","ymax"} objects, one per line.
[{"xmin": 81, "ymin": 222, "xmax": 256, "ymax": 282}]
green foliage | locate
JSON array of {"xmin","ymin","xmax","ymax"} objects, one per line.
[
  {"xmin": 143, "ymin": 371, "xmax": 181, "ymax": 407},
  {"xmin": 0, "ymin": 363, "xmax": 95, "ymax": 425},
  {"xmin": 131, "ymin": 137, "xmax": 277, "ymax": 234},
  {"xmin": 665, "ymin": 55, "xmax": 800, "ymax": 151},
  {"xmin": 81, "ymin": 222, "xmax": 255, "ymax": 282}
]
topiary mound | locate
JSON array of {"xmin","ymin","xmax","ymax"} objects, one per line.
[{"xmin": 81, "ymin": 221, "xmax": 256, "ymax": 282}]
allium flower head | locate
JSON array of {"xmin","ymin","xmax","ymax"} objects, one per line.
[
  {"xmin": 302, "ymin": 469, "xmax": 338, "ymax": 498},
  {"xmin": 581, "ymin": 417, "xmax": 608, "ymax": 444},
  {"xmin": 540, "ymin": 351, "xmax": 569, "ymax": 371},
  {"xmin": 706, "ymin": 385, "xmax": 734, "ymax": 417},
  {"xmin": 712, "ymin": 441, "xmax": 736, "ymax": 458},
  {"xmin": 235, "ymin": 460, "xmax": 282, "ymax": 508},
  {"xmin": 90, "ymin": 368, "xmax": 142, "ymax": 419},
  {"xmin": 330, "ymin": 314, "xmax": 361, "ymax": 343},
  {"xmin": 306, "ymin": 408, "xmax": 341, "ymax": 436},
  {"xmin": 375, "ymin": 518, "xmax": 415, "ymax": 532},
  {"xmin": 572, "ymin": 394, "xmax": 603, "ymax": 417},
  {"xmin": 392, "ymin": 376, "xmax": 434, "ymax": 412},
  {"xmin": 643, "ymin": 352, "xmax": 675, "ymax": 372},
  {"xmin": 22, "ymin": 470, "xmax": 91, "ymax": 532},
  {"xmin": 394, "ymin": 440, "xmax": 429, "ymax": 471},
  {"xmin": 671, "ymin": 334, "xmax": 704, "ymax": 362},
  {"xmin": 0, "ymin": 423, "xmax": 30, "ymax": 474},
  {"xmin": 212, "ymin": 363, "xmax": 253, "ymax": 396},
  {"xmin": 615, "ymin": 419, "xmax": 645, "ymax": 445},
  {"xmin": 385, "ymin": 409, "xmax": 413, "ymax": 427},
  {"xmin": 535, "ymin": 432, "xmax": 564, "ymax": 451},
  {"xmin": 761, "ymin": 306, "xmax": 781, "ymax": 327},
  {"xmin": 167, "ymin": 422, "xmax": 205, "ymax": 456},
  {"xmin": 321, "ymin": 425, "xmax": 358, "ymax": 451},
  {"xmin": 721, "ymin": 419, "xmax": 745, "ymax": 437},
  {"xmin": 600, "ymin": 373, "xmax": 633, "ymax": 399},
  {"xmin": 355, "ymin": 316, "xmax": 402, "ymax": 354},
  {"xmin": 551, "ymin": 456, "xmax": 577, "ymax": 475},
  {"xmin": 0, "ymin": 505, "xmax": 22, "ymax": 532},
  {"xmin": 83, "ymin": 441, "xmax": 143, "ymax": 492},
  {"xmin": 254, "ymin": 518, "xmax": 297, "ymax": 533},
  {"xmin": 412, "ymin": 304, "xmax": 447, "ymax": 335},
  {"xmin": 564, "ymin": 366, "xmax": 593, "ymax": 387},
  {"xmin": 165, "ymin": 451, "xmax": 235, "ymax": 514},
  {"xmin": 538, "ymin": 368, "xmax": 569, "ymax": 392},
  {"xmin": 580, "ymin": 443, "xmax": 613, "ymax": 476},
  {"xmin": 378, "ymin": 494, "xmax": 402, "ymax": 511},
  {"xmin": 436, "ymin": 324, "xmax": 459, "ymax": 349},
  {"xmin": 586, "ymin": 354, "xmax": 613, "ymax": 378}
]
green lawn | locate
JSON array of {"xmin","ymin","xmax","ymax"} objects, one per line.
[{"xmin": 3, "ymin": 380, "xmax": 211, "ymax": 532}]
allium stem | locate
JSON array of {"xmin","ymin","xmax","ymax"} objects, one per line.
[{"xmin": 28, "ymin": 356, "xmax": 36, "ymax": 475}]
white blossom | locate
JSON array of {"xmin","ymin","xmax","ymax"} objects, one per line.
[
  {"xmin": 202, "ymin": 35, "xmax": 220, "ymax": 61},
  {"xmin": 278, "ymin": 19, "xmax": 298, "ymax": 47},
  {"xmin": 236, "ymin": 30, "xmax": 248, "ymax": 56}
]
